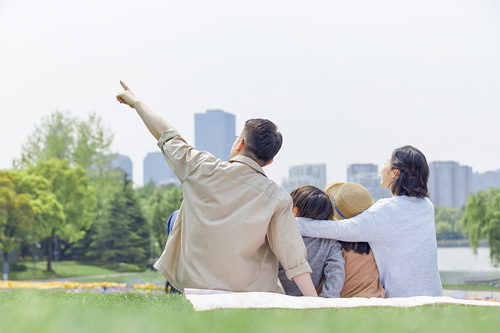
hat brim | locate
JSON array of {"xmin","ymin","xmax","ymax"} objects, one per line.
[
  {"xmin": 325, "ymin": 182, "xmax": 375, "ymax": 221},
  {"xmin": 324, "ymin": 182, "xmax": 346, "ymax": 220}
]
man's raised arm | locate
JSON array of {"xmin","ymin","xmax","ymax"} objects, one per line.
[{"xmin": 116, "ymin": 81, "xmax": 173, "ymax": 140}]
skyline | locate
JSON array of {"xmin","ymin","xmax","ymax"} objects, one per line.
[
  {"xmin": 1, "ymin": 0, "xmax": 500, "ymax": 186},
  {"xmin": 115, "ymin": 146, "xmax": 500, "ymax": 188}
]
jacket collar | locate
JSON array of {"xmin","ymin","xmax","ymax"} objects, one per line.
[{"xmin": 229, "ymin": 155, "xmax": 267, "ymax": 177}]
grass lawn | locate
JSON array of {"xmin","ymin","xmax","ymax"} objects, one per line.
[
  {"xmin": 74, "ymin": 270, "xmax": 167, "ymax": 284},
  {"xmin": 0, "ymin": 290, "xmax": 499, "ymax": 333},
  {"xmin": 9, "ymin": 261, "xmax": 121, "ymax": 280},
  {"xmin": 443, "ymin": 284, "xmax": 500, "ymax": 292}
]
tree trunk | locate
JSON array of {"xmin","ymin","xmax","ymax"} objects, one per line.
[
  {"xmin": 45, "ymin": 237, "xmax": 54, "ymax": 273},
  {"xmin": 2, "ymin": 252, "xmax": 9, "ymax": 280},
  {"xmin": 157, "ymin": 238, "xmax": 164, "ymax": 253}
]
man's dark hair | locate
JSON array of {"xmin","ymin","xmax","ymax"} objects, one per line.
[
  {"xmin": 389, "ymin": 145, "xmax": 429, "ymax": 198},
  {"xmin": 243, "ymin": 119, "xmax": 283, "ymax": 166},
  {"xmin": 290, "ymin": 185, "xmax": 334, "ymax": 221}
]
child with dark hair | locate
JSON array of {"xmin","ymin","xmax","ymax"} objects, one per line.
[{"xmin": 278, "ymin": 185, "xmax": 345, "ymax": 297}]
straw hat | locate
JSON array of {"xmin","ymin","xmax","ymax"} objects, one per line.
[{"xmin": 324, "ymin": 182, "xmax": 374, "ymax": 220}]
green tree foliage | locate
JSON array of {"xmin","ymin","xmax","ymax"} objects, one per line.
[
  {"xmin": 14, "ymin": 110, "xmax": 119, "ymax": 210},
  {"xmin": 434, "ymin": 206, "xmax": 465, "ymax": 240},
  {"xmin": 462, "ymin": 188, "xmax": 500, "ymax": 267},
  {"xmin": 88, "ymin": 177, "xmax": 149, "ymax": 266},
  {"xmin": 0, "ymin": 171, "xmax": 35, "ymax": 263},
  {"xmin": 15, "ymin": 110, "xmax": 124, "ymax": 262},
  {"xmin": 15, "ymin": 111, "xmax": 114, "ymax": 171},
  {"xmin": 145, "ymin": 185, "xmax": 183, "ymax": 253},
  {"xmin": 28, "ymin": 159, "xmax": 96, "ymax": 272}
]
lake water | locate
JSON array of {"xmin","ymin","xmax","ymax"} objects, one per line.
[
  {"xmin": 438, "ymin": 247, "xmax": 500, "ymax": 272},
  {"xmin": 438, "ymin": 247, "xmax": 500, "ymax": 284}
]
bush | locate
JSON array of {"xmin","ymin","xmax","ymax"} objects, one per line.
[
  {"xmin": 10, "ymin": 263, "xmax": 28, "ymax": 272},
  {"xmin": 100, "ymin": 262, "xmax": 144, "ymax": 273}
]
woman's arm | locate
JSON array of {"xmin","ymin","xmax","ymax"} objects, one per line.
[{"xmin": 296, "ymin": 207, "xmax": 382, "ymax": 242}]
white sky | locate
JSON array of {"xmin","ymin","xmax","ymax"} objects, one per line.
[{"xmin": 1, "ymin": 0, "xmax": 499, "ymax": 186}]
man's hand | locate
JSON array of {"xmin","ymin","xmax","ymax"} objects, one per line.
[
  {"xmin": 114, "ymin": 80, "xmax": 172, "ymax": 140},
  {"xmin": 116, "ymin": 81, "xmax": 139, "ymax": 108}
]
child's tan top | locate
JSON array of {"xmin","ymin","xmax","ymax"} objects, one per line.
[{"xmin": 340, "ymin": 249, "xmax": 386, "ymax": 298}]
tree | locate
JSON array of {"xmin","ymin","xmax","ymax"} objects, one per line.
[
  {"xmin": 0, "ymin": 171, "xmax": 35, "ymax": 277},
  {"xmin": 434, "ymin": 206, "xmax": 465, "ymax": 240},
  {"xmin": 15, "ymin": 110, "xmax": 123, "ymax": 261},
  {"xmin": 462, "ymin": 188, "xmax": 500, "ymax": 266},
  {"xmin": 28, "ymin": 159, "xmax": 96, "ymax": 272},
  {"xmin": 88, "ymin": 177, "xmax": 149, "ymax": 266},
  {"xmin": 15, "ymin": 111, "xmax": 114, "ymax": 171},
  {"xmin": 145, "ymin": 185, "xmax": 183, "ymax": 252}
]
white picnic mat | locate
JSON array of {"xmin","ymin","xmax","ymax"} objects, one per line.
[{"xmin": 184, "ymin": 288, "xmax": 500, "ymax": 311}]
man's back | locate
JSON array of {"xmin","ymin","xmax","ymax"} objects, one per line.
[{"xmin": 154, "ymin": 129, "xmax": 311, "ymax": 292}]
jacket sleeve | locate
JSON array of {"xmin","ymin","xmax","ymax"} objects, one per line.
[
  {"xmin": 157, "ymin": 129, "xmax": 221, "ymax": 183},
  {"xmin": 267, "ymin": 197, "xmax": 312, "ymax": 280},
  {"xmin": 320, "ymin": 241, "xmax": 345, "ymax": 298}
]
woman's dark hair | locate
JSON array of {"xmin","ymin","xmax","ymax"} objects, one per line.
[
  {"xmin": 389, "ymin": 145, "xmax": 429, "ymax": 198},
  {"xmin": 339, "ymin": 241, "xmax": 371, "ymax": 255},
  {"xmin": 243, "ymin": 119, "xmax": 282, "ymax": 166},
  {"xmin": 290, "ymin": 185, "xmax": 334, "ymax": 221}
]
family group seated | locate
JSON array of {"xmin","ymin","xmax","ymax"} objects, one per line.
[{"xmin": 116, "ymin": 81, "xmax": 443, "ymax": 298}]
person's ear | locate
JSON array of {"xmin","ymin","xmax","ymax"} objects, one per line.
[
  {"xmin": 292, "ymin": 206, "xmax": 300, "ymax": 217},
  {"xmin": 236, "ymin": 137, "xmax": 245, "ymax": 152},
  {"xmin": 262, "ymin": 158, "xmax": 274, "ymax": 167},
  {"xmin": 392, "ymin": 169, "xmax": 400, "ymax": 179}
]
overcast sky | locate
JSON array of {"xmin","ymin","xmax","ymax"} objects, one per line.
[{"xmin": 1, "ymin": 0, "xmax": 499, "ymax": 186}]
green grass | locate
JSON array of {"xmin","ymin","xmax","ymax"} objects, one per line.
[
  {"xmin": 8, "ymin": 260, "xmax": 167, "ymax": 284},
  {"xmin": 443, "ymin": 284, "xmax": 500, "ymax": 292},
  {"xmin": 75, "ymin": 270, "xmax": 166, "ymax": 284},
  {"xmin": 9, "ymin": 261, "xmax": 121, "ymax": 280},
  {"xmin": 0, "ymin": 290, "xmax": 499, "ymax": 333}
]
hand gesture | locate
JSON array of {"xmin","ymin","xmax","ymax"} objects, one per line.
[{"xmin": 116, "ymin": 81, "xmax": 139, "ymax": 108}]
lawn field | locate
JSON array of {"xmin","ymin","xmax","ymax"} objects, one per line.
[
  {"xmin": 9, "ymin": 261, "xmax": 121, "ymax": 280},
  {"xmin": 0, "ymin": 290, "xmax": 499, "ymax": 333}
]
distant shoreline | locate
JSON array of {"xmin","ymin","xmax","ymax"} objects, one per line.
[{"xmin": 437, "ymin": 240, "xmax": 488, "ymax": 248}]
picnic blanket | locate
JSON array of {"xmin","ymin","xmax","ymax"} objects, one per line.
[{"xmin": 184, "ymin": 288, "xmax": 500, "ymax": 311}]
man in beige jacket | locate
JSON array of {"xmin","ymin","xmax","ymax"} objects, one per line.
[{"xmin": 116, "ymin": 81, "xmax": 317, "ymax": 296}]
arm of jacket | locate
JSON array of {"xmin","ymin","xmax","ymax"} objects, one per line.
[
  {"xmin": 267, "ymin": 197, "xmax": 312, "ymax": 280},
  {"xmin": 320, "ymin": 240, "xmax": 345, "ymax": 298},
  {"xmin": 157, "ymin": 128, "xmax": 220, "ymax": 183}
]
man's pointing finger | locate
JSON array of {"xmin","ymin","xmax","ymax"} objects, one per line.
[{"xmin": 120, "ymin": 80, "xmax": 130, "ymax": 91}]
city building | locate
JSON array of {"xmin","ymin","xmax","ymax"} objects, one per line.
[
  {"xmin": 195, "ymin": 109, "xmax": 236, "ymax": 161},
  {"xmin": 281, "ymin": 164, "xmax": 327, "ymax": 194},
  {"xmin": 346, "ymin": 164, "xmax": 391, "ymax": 202},
  {"xmin": 428, "ymin": 161, "xmax": 472, "ymax": 208},
  {"xmin": 111, "ymin": 154, "xmax": 133, "ymax": 180},
  {"xmin": 472, "ymin": 170, "xmax": 500, "ymax": 193},
  {"xmin": 143, "ymin": 152, "xmax": 179, "ymax": 186}
]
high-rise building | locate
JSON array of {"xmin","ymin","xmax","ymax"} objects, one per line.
[
  {"xmin": 428, "ymin": 161, "xmax": 472, "ymax": 208},
  {"xmin": 143, "ymin": 152, "xmax": 179, "ymax": 186},
  {"xmin": 111, "ymin": 154, "xmax": 133, "ymax": 180},
  {"xmin": 472, "ymin": 170, "xmax": 500, "ymax": 193},
  {"xmin": 281, "ymin": 164, "xmax": 327, "ymax": 194},
  {"xmin": 195, "ymin": 110, "xmax": 236, "ymax": 161},
  {"xmin": 346, "ymin": 164, "xmax": 391, "ymax": 202}
]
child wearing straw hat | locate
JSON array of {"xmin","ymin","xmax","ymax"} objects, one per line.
[
  {"xmin": 278, "ymin": 185, "xmax": 345, "ymax": 297},
  {"xmin": 324, "ymin": 182, "xmax": 386, "ymax": 298}
]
